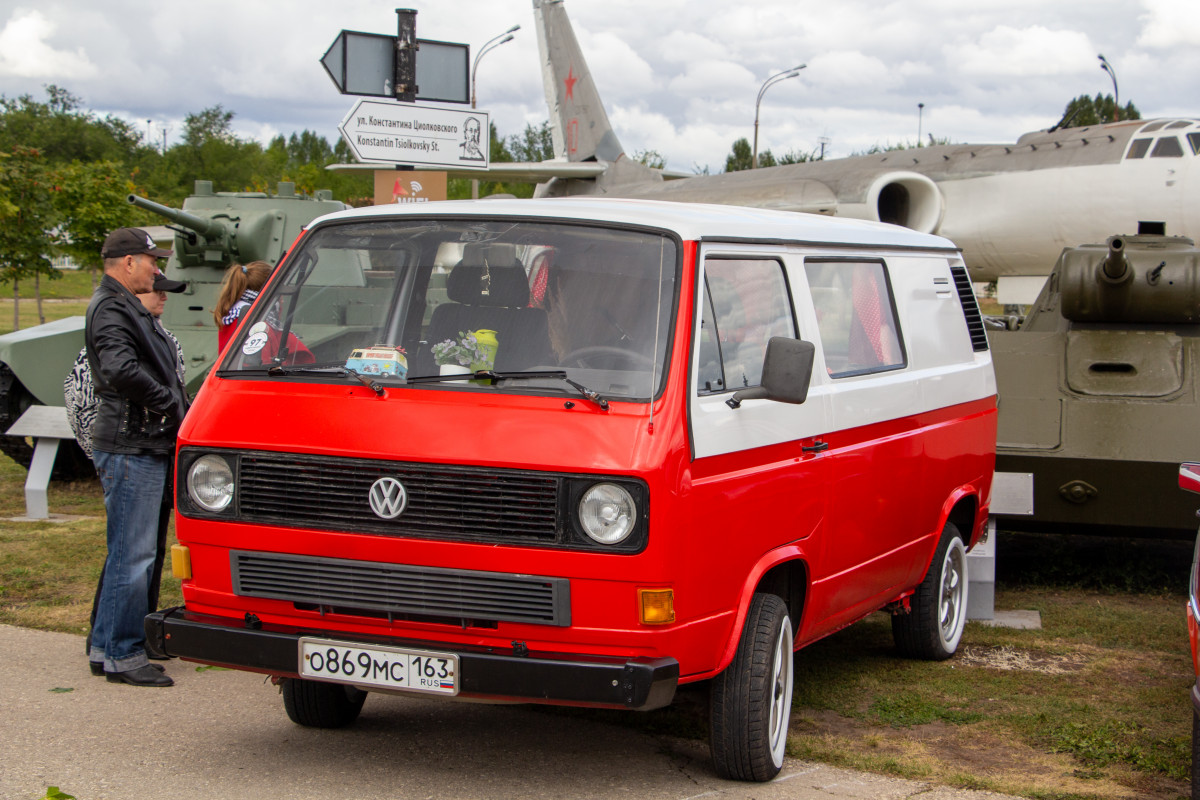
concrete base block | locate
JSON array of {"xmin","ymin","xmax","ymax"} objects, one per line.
[
  {"xmin": 967, "ymin": 580, "xmax": 995, "ymax": 620},
  {"xmin": 977, "ymin": 609, "xmax": 1043, "ymax": 630}
]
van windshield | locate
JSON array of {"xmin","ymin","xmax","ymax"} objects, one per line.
[{"xmin": 218, "ymin": 217, "xmax": 680, "ymax": 401}]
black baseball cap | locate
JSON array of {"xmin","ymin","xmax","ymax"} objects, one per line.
[
  {"xmin": 101, "ymin": 227, "xmax": 173, "ymax": 259},
  {"xmin": 153, "ymin": 271, "xmax": 187, "ymax": 293}
]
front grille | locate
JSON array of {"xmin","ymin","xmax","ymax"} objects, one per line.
[
  {"xmin": 232, "ymin": 550, "xmax": 570, "ymax": 626},
  {"xmin": 236, "ymin": 452, "xmax": 561, "ymax": 543},
  {"xmin": 951, "ymin": 265, "xmax": 989, "ymax": 352}
]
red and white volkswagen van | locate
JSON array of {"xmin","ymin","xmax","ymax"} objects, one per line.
[{"xmin": 148, "ymin": 198, "xmax": 996, "ymax": 781}]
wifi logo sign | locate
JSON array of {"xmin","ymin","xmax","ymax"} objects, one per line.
[{"xmin": 410, "ymin": 181, "xmax": 423, "ymax": 194}]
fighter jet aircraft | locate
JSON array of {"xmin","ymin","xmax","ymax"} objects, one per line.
[{"xmin": 341, "ymin": 0, "xmax": 1200, "ymax": 302}]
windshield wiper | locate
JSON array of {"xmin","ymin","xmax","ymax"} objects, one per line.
[
  {"xmin": 265, "ymin": 363, "xmax": 386, "ymax": 397},
  {"xmin": 407, "ymin": 369, "xmax": 610, "ymax": 410}
]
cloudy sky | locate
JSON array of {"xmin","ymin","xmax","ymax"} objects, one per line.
[{"xmin": 0, "ymin": 0, "xmax": 1197, "ymax": 173}]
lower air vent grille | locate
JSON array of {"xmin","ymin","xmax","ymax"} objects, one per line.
[{"xmin": 231, "ymin": 550, "xmax": 570, "ymax": 626}]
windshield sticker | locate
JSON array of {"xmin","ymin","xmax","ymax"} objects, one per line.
[
  {"xmin": 242, "ymin": 331, "xmax": 268, "ymax": 355},
  {"xmin": 248, "ymin": 321, "xmax": 268, "ymax": 335}
]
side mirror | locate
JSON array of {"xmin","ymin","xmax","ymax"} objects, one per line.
[{"xmin": 726, "ymin": 337, "xmax": 816, "ymax": 409}]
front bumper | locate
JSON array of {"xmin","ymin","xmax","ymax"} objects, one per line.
[{"xmin": 145, "ymin": 607, "xmax": 678, "ymax": 711}]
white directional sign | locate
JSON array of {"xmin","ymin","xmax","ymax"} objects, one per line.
[{"xmin": 338, "ymin": 99, "xmax": 489, "ymax": 170}]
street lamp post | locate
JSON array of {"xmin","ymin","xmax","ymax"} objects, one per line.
[
  {"xmin": 753, "ymin": 64, "xmax": 805, "ymax": 169},
  {"xmin": 1098, "ymin": 54, "xmax": 1119, "ymax": 123},
  {"xmin": 470, "ymin": 24, "xmax": 520, "ymax": 198},
  {"xmin": 917, "ymin": 103, "xmax": 924, "ymax": 145}
]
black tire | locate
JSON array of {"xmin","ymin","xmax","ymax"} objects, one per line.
[
  {"xmin": 892, "ymin": 522, "xmax": 968, "ymax": 660},
  {"xmin": 0, "ymin": 363, "xmax": 94, "ymax": 481},
  {"xmin": 280, "ymin": 678, "xmax": 367, "ymax": 728},
  {"xmin": 709, "ymin": 592, "xmax": 795, "ymax": 782}
]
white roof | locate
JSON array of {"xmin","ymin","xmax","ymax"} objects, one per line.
[{"xmin": 309, "ymin": 197, "xmax": 958, "ymax": 251}]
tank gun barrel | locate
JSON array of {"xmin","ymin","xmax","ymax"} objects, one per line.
[
  {"xmin": 127, "ymin": 194, "xmax": 228, "ymax": 239},
  {"xmin": 1101, "ymin": 236, "xmax": 1130, "ymax": 282}
]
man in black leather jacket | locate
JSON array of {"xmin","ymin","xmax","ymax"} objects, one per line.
[{"xmin": 85, "ymin": 228, "xmax": 188, "ymax": 687}]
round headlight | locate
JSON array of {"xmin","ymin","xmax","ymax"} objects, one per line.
[
  {"xmin": 578, "ymin": 483, "xmax": 636, "ymax": 544},
  {"xmin": 187, "ymin": 454, "xmax": 234, "ymax": 513}
]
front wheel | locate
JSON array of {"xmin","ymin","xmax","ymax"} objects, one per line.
[
  {"xmin": 280, "ymin": 678, "xmax": 367, "ymax": 728},
  {"xmin": 893, "ymin": 523, "xmax": 968, "ymax": 660},
  {"xmin": 709, "ymin": 592, "xmax": 795, "ymax": 781}
]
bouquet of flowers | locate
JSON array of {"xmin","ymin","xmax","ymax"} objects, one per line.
[{"xmin": 431, "ymin": 331, "xmax": 490, "ymax": 368}]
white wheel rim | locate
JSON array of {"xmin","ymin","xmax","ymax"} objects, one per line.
[
  {"xmin": 937, "ymin": 538, "xmax": 968, "ymax": 651},
  {"xmin": 768, "ymin": 614, "xmax": 795, "ymax": 767}
]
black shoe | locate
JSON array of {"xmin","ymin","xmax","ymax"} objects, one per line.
[
  {"xmin": 105, "ymin": 664, "xmax": 174, "ymax": 687},
  {"xmin": 92, "ymin": 661, "xmax": 165, "ymax": 676}
]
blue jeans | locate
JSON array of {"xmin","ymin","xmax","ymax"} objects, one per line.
[{"xmin": 90, "ymin": 450, "xmax": 169, "ymax": 672}]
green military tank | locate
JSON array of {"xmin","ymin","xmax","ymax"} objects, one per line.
[
  {"xmin": 0, "ymin": 180, "xmax": 346, "ymax": 478},
  {"xmin": 988, "ymin": 225, "xmax": 1200, "ymax": 538}
]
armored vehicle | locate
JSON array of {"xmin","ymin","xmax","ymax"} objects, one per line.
[
  {"xmin": 989, "ymin": 226, "xmax": 1200, "ymax": 538},
  {"xmin": 0, "ymin": 180, "xmax": 346, "ymax": 478}
]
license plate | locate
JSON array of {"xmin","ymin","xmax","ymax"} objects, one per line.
[{"xmin": 298, "ymin": 637, "xmax": 459, "ymax": 695}]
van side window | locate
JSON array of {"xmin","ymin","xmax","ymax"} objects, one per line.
[
  {"xmin": 698, "ymin": 259, "xmax": 795, "ymax": 393},
  {"xmin": 805, "ymin": 260, "xmax": 905, "ymax": 377}
]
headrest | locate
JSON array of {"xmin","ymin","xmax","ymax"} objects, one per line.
[
  {"xmin": 447, "ymin": 250, "xmax": 530, "ymax": 307},
  {"xmin": 461, "ymin": 243, "xmax": 517, "ymax": 266}
]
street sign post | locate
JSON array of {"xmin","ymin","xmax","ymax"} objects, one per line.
[{"xmin": 339, "ymin": 99, "xmax": 489, "ymax": 170}]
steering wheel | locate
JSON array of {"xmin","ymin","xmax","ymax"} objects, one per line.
[{"xmin": 560, "ymin": 346, "xmax": 655, "ymax": 370}]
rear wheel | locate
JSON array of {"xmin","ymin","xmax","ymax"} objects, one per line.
[
  {"xmin": 892, "ymin": 523, "xmax": 968, "ymax": 660},
  {"xmin": 709, "ymin": 592, "xmax": 794, "ymax": 781},
  {"xmin": 280, "ymin": 678, "xmax": 367, "ymax": 728}
]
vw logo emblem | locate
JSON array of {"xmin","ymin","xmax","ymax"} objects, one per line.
[{"xmin": 369, "ymin": 477, "xmax": 408, "ymax": 519}]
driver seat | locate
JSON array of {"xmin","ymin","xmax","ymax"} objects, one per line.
[{"xmin": 419, "ymin": 244, "xmax": 552, "ymax": 373}]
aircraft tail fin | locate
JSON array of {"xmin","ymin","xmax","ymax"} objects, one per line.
[{"xmin": 533, "ymin": 0, "xmax": 624, "ymax": 163}]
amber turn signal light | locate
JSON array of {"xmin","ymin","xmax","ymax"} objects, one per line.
[
  {"xmin": 171, "ymin": 544, "xmax": 192, "ymax": 579},
  {"xmin": 639, "ymin": 588, "xmax": 675, "ymax": 625}
]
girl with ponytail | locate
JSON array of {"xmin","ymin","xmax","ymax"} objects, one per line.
[{"xmin": 214, "ymin": 261, "xmax": 272, "ymax": 351}]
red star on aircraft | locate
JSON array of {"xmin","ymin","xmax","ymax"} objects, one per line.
[{"xmin": 564, "ymin": 66, "xmax": 577, "ymax": 100}]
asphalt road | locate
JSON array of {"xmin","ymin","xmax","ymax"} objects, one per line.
[{"xmin": 0, "ymin": 623, "xmax": 1022, "ymax": 800}]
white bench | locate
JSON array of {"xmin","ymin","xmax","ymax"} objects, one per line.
[{"xmin": 4, "ymin": 406, "xmax": 75, "ymax": 520}]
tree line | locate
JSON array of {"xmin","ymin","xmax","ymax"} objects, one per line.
[
  {"xmin": 0, "ymin": 85, "xmax": 1139, "ymax": 326},
  {"xmin": 0, "ymin": 85, "xmax": 559, "ymax": 323}
]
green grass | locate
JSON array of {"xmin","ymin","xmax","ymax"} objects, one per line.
[
  {"xmin": 0, "ymin": 272, "xmax": 94, "ymax": 335},
  {"xmin": 541, "ymin": 565, "xmax": 1194, "ymax": 799},
  {"xmin": 0, "ymin": 270, "xmax": 96, "ymax": 335},
  {"xmin": 0, "ymin": 454, "xmax": 181, "ymax": 634},
  {"xmin": 1, "ymin": 268, "xmax": 98, "ymax": 300}
]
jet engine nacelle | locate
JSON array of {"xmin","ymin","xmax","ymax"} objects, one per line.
[
  {"xmin": 838, "ymin": 171, "xmax": 945, "ymax": 235},
  {"xmin": 870, "ymin": 172, "xmax": 944, "ymax": 233}
]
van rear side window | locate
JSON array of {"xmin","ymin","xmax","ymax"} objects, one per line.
[
  {"xmin": 806, "ymin": 260, "xmax": 905, "ymax": 377},
  {"xmin": 697, "ymin": 259, "xmax": 795, "ymax": 394}
]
